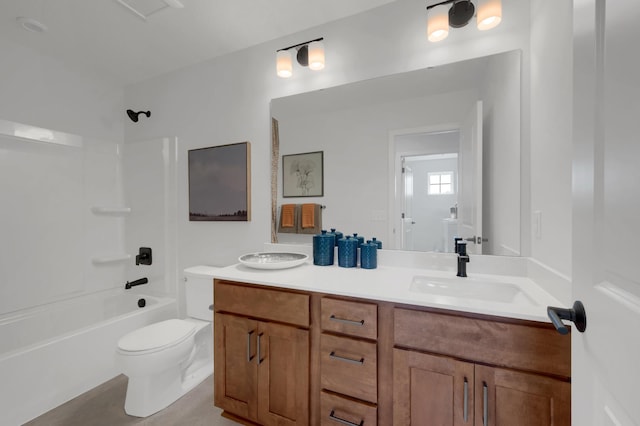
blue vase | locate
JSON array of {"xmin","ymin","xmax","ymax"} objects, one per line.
[
  {"xmin": 360, "ymin": 240, "xmax": 377, "ymax": 269},
  {"xmin": 332, "ymin": 229, "xmax": 343, "ymax": 247},
  {"xmin": 352, "ymin": 233, "xmax": 365, "ymax": 248},
  {"xmin": 313, "ymin": 230, "xmax": 334, "ymax": 266},
  {"xmin": 371, "ymin": 237, "xmax": 382, "ymax": 249},
  {"xmin": 338, "ymin": 236, "xmax": 358, "ymax": 268}
]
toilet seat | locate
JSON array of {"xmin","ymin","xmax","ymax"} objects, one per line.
[{"xmin": 118, "ymin": 319, "xmax": 196, "ymax": 355}]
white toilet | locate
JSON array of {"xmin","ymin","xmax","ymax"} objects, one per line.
[{"xmin": 116, "ymin": 266, "xmax": 217, "ymax": 417}]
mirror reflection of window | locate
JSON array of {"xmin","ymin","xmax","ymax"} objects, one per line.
[{"xmin": 428, "ymin": 171, "xmax": 454, "ymax": 195}]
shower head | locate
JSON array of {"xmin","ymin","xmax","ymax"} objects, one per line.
[{"xmin": 126, "ymin": 109, "xmax": 151, "ymax": 123}]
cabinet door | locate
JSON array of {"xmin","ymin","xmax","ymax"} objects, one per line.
[
  {"xmin": 257, "ymin": 321, "xmax": 309, "ymax": 426},
  {"xmin": 214, "ymin": 313, "xmax": 258, "ymax": 421},
  {"xmin": 474, "ymin": 365, "xmax": 570, "ymax": 426},
  {"xmin": 394, "ymin": 349, "xmax": 474, "ymax": 426}
]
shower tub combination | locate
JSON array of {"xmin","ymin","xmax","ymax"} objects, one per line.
[{"xmin": 0, "ymin": 288, "xmax": 176, "ymax": 425}]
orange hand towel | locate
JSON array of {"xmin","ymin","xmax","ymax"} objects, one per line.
[
  {"xmin": 301, "ymin": 203, "xmax": 316, "ymax": 229},
  {"xmin": 281, "ymin": 204, "xmax": 296, "ymax": 228}
]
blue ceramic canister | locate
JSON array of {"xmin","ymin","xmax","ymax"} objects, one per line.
[
  {"xmin": 352, "ymin": 233, "xmax": 365, "ymax": 248},
  {"xmin": 332, "ymin": 229, "xmax": 343, "ymax": 247},
  {"xmin": 313, "ymin": 230, "xmax": 335, "ymax": 266},
  {"xmin": 371, "ymin": 237, "xmax": 382, "ymax": 249},
  {"xmin": 326, "ymin": 229, "xmax": 337, "ymax": 248},
  {"xmin": 360, "ymin": 240, "xmax": 378, "ymax": 269},
  {"xmin": 338, "ymin": 236, "xmax": 358, "ymax": 268}
]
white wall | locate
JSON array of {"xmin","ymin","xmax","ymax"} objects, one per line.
[
  {"xmin": 0, "ymin": 39, "xmax": 126, "ymax": 315},
  {"xmin": 124, "ymin": 0, "xmax": 533, "ymax": 280}
]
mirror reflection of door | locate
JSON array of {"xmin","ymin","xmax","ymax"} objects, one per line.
[
  {"xmin": 394, "ymin": 130, "xmax": 461, "ymax": 252},
  {"xmin": 458, "ymin": 100, "xmax": 484, "ymax": 254},
  {"xmin": 401, "ymin": 162, "xmax": 414, "ymax": 250}
]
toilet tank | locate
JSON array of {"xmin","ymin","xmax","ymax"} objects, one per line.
[{"xmin": 184, "ymin": 266, "xmax": 218, "ymax": 321}]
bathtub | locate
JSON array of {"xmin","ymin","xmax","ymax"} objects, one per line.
[{"xmin": 0, "ymin": 288, "xmax": 177, "ymax": 425}]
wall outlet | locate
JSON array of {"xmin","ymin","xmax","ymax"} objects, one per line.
[{"xmin": 533, "ymin": 210, "xmax": 542, "ymax": 239}]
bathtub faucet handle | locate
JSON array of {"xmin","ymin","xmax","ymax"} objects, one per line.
[
  {"xmin": 135, "ymin": 247, "xmax": 152, "ymax": 266},
  {"xmin": 125, "ymin": 277, "xmax": 149, "ymax": 289}
]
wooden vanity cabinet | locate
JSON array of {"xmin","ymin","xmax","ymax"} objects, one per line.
[
  {"xmin": 318, "ymin": 297, "xmax": 379, "ymax": 425},
  {"xmin": 213, "ymin": 280, "xmax": 571, "ymax": 426},
  {"xmin": 214, "ymin": 280, "xmax": 310, "ymax": 426},
  {"xmin": 393, "ymin": 307, "xmax": 571, "ymax": 426}
]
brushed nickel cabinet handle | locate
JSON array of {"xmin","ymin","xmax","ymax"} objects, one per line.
[
  {"xmin": 257, "ymin": 332, "xmax": 264, "ymax": 365},
  {"xmin": 329, "ymin": 351, "xmax": 364, "ymax": 365},
  {"xmin": 329, "ymin": 314, "xmax": 364, "ymax": 326},
  {"xmin": 328, "ymin": 409, "xmax": 364, "ymax": 426},
  {"xmin": 463, "ymin": 377, "xmax": 469, "ymax": 422},
  {"xmin": 483, "ymin": 382, "xmax": 488, "ymax": 425},
  {"xmin": 246, "ymin": 330, "xmax": 255, "ymax": 362}
]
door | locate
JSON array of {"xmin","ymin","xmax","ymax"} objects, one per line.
[
  {"xmin": 214, "ymin": 313, "xmax": 258, "ymax": 420},
  {"xmin": 401, "ymin": 162, "xmax": 415, "ymax": 250},
  {"xmin": 257, "ymin": 322, "xmax": 309, "ymax": 426},
  {"xmin": 572, "ymin": 0, "xmax": 640, "ymax": 424},
  {"xmin": 458, "ymin": 101, "xmax": 483, "ymax": 254},
  {"xmin": 393, "ymin": 349, "xmax": 474, "ymax": 425},
  {"xmin": 474, "ymin": 365, "xmax": 570, "ymax": 426}
]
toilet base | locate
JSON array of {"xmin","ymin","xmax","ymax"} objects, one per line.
[{"xmin": 124, "ymin": 360, "xmax": 213, "ymax": 417}]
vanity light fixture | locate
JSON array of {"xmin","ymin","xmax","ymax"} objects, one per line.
[
  {"xmin": 426, "ymin": 0, "xmax": 502, "ymax": 42},
  {"xmin": 276, "ymin": 38, "xmax": 324, "ymax": 78}
]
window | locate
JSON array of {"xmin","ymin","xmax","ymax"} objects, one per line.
[{"xmin": 428, "ymin": 171, "xmax": 454, "ymax": 195}]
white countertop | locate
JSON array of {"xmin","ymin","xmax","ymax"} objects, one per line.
[{"xmin": 212, "ymin": 258, "xmax": 564, "ymax": 323}]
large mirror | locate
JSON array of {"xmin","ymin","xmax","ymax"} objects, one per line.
[{"xmin": 271, "ymin": 50, "xmax": 521, "ymax": 256}]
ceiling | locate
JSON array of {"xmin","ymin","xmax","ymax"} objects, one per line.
[{"xmin": 0, "ymin": 0, "xmax": 398, "ymax": 87}]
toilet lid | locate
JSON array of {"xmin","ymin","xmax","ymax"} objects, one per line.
[{"xmin": 118, "ymin": 319, "xmax": 196, "ymax": 352}]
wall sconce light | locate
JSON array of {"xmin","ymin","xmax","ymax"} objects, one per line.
[
  {"xmin": 276, "ymin": 38, "xmax": 325, "ymax": 78},
  {"xmin": 426, "ymin": 0, "xmax": 501, "ymax": 42}
]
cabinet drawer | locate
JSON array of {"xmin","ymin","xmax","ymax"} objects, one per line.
[
  {"xmin": 321, "ymin": 298, "xmax": 377, "ymax": 340},
  {"xmin": 215, "ymin": 280, "xmax": 309, "ymax": 327},
  {"xmin": 394, "ymin": 308, "xmax": 571, "ymax": 378},
  {"xmin": 320, "ymin": 333, "xmax": 377, "ymax": 403},
  {"xmin": 320, "ymin": 391, "xmax": 377, "ymax": 426}
]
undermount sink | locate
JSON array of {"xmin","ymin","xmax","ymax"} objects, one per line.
[{"xmin": 410, "ymin": 275, "xmax": 538, "ymax": 306}]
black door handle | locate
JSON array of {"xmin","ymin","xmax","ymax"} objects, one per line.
[{"xmin": 547, "ymin": 301, "xmax": 587, "ymax": 335}]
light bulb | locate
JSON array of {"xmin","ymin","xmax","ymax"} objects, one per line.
[
  {"xmin": 308, "ymin": 40, "xmax": 325, "ymax": 71},
  {"xmin": 276, "ymin": 50, "xmax": 293, "ymax": 78},
  {"xmin": 427, "ymin": 4, "xmax": 449, "ymax": 42},
  {"xmin": 477, "ymin": 0, "xmax": 502, "ymax": 31}
]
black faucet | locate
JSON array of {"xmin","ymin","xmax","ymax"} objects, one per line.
[
  {"xmin": 125, "ymin": 277, "xmax": 148, "ymax": 289},
  {"xmin": 455, "ymin": 239, "xmax": 469, "ymax": 278}
]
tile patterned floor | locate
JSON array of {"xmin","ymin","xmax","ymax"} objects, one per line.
[{"xmin": 24, "ymin": 375, "xmax": 240, "ymax": 426}]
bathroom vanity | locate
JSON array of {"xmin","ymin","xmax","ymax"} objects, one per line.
[{"xmin": 212, "ymin": 254, "xmax": 571, "ymax": 425}]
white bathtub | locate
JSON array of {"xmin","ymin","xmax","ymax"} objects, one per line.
[{"xmin": 0, "ymin": 289, "xmax": 177, "ymax": 425}]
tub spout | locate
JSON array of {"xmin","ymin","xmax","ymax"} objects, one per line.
[{"xmin": 125, "ymin": 277, "xmax": 148, "ymax": 289}]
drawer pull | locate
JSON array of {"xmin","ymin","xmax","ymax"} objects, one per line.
[
  {"xmin": 329, "ymin": 351, "xmax": 364, "ymax": 365},
  {"xmin": 463, "ymin": 377, "xmax": 468, "ymax": 422},
  {"xmin": 329, "ymin": 314, "xmax": 365, "ymax": 327},
  {"xmin": 483, "ymin": 382, "xmax": 488, "ymax": 425},
  {"xmin": 329, "ymin": 409, "xmax": 364, "ymax": 426},
  {"xmin": 257, "ymin": 332, "xmax": 264, "ymax": 365},
  {"xmin": 246, "ymin": 330, "xmax": 255, "ymax": 362}
]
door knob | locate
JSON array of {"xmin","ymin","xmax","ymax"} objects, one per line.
[
  {"xmin": 547, "ymin": 301, "xmax": 587, "ymax": 335},
  {"xmin": 464, "ymin": 236, "xmax": 488, "ymax": 244}
]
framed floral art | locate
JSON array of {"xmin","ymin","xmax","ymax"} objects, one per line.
[{"xmin": 282, "ymin": 151, "xmax": 323, "ymax": 197}]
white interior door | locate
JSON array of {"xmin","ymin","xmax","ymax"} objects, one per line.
[
  {"xmin": 571, "ymin": 0, "xmax": 640, "ymax": 424},
  {"xmin": 401, "ymin": 161, "xmax": 415, "ymax": 250},
  {"xmin": 457, "ymin": 100, "xmax": 483, "ymax": 254}
]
